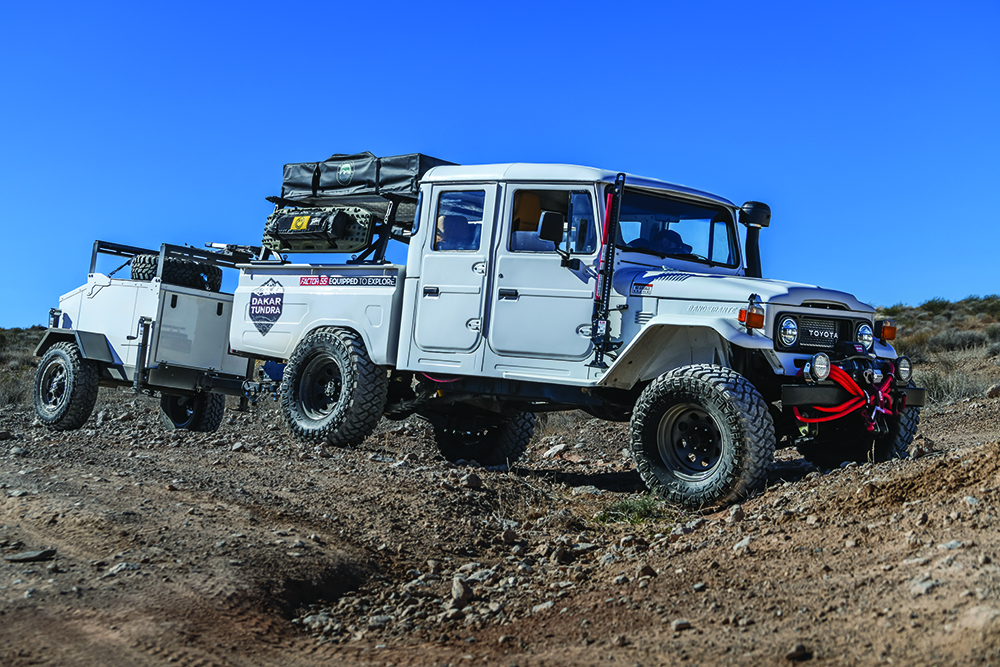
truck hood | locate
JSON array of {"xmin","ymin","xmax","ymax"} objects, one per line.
[{"xmin": 617, "ymin": 267, "xmax": 874, "ymax": 314}]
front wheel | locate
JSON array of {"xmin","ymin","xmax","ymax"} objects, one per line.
[
  {"xmin": 630, "ymin": 365, "xmax": 775, "ymax": 508},
  {"xmin": 280, "ymin": 328, "xmax": 388, "ymax": 446},
  {"xmin": 33, "ymin": 342, "xmax": 100, "ymax": 431},
  {"xmin": 160, "ymin": 393, "xmax": 226, "ymax": 432}
]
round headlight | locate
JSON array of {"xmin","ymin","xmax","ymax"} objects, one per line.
[
  {"xmin": 778, "ymin": 317, "xmax": 798, "ymax": 347},
  {"xmin": 856, "ymin": 323, "xmax": 874, "ymax": 350},
  {"xmin": 810, "ymin": 352, "xmax": 831, "ymax": 381},
  {"xmin": 897, "ymin": 356, "xmax": 912, "ymax": 383}
]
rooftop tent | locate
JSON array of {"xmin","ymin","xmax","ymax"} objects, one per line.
[
  {"xmin": 266, "ymin": 152, "xmax": 456, "ymax": 256},
  {"xmin": 280, "ymin": 152, "xmax": 456, "ymax": 201}
]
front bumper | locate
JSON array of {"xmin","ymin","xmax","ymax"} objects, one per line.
[{"xmin": 782, "ymin": 383, "xmax": 926, "ymax": 409}]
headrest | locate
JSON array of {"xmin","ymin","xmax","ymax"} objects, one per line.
[{"xmin": 513, "ymin": 192, "xmax": 541, "ymax": 231}]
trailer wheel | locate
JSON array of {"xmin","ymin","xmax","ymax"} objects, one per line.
[
  {"xmin": 280, "ymin": 328, "xmax": 388, "ymax": 447},
  {"xmin": 630, "ymin": 364, "xmax": 775, "ymax": 508},
  {"xmin": 159, "ymin": 393, "xmax": 226, "ymax": 432},
  {"xmin": 131, "ymin": 254, "xmax": 223, "ymax": 292},
  {"xmin": 33, "ymin": 342, "xmax": 100, "ymax": 431}
]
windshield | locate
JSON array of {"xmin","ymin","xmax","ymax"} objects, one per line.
[{"xmin": 615, "ymin": 189, "xmax": 739, "ymax": 267}]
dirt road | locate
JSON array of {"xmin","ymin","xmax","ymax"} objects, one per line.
[{"xmin": 2, "ymin": 392, "xmax": 999, "ymax": 666}]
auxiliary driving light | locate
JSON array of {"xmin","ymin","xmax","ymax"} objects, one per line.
[
  {"xmin": 856, "ymin": 323, "xmax": 875, "ymax": 350},
  {"xmin": 778, "ymin": 316, "xmax": 798, "ymax": 347},
  {"xmin": 897, "ymin": 356, "xmax": 913, "ymax": 383},
  {"xmin": 809, "ymin": 352, "xmax": 831, "ymax": 382}
]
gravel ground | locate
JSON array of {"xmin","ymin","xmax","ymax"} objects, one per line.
[{"xmin": 2, "ymin": 386, "xmax": 1000, "ymax": 666}]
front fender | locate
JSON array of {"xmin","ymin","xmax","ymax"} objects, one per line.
[{"xmin": 597, "ymin": 315, "xmax": 772, "ymax": 389}]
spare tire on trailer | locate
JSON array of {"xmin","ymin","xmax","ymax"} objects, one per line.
[{"xmin": 131, "ymin": 254, "xmax": 223, "ymax": 292}]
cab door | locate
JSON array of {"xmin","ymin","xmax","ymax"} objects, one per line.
[
  {"xmin": 412, "ymin": 185, "xmax": 497, "ymax": 358},
  {"xmin": 486, "ymin": 185, "xmax": 600, "ymax": 368}
]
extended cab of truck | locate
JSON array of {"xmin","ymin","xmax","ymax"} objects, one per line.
[{"xmin": 227, "ymin": 152, "xmax": 925, "ymax": 507}]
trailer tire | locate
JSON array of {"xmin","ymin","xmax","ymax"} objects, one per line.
[
  {"xmin": 630, "ymin": 364, "xmax": 775, "ymax": 509},
  {"xmin": 159, "ymin": 393, "xmax": 226, "ymax": 432},
  {"xmin": 131, "ymin": 254, "xmax": 223, "ymax": 292},
  {"xmin": 33, "ymin": 341, "xmax": 100, "ymax": 431},
  {"xmin": 280, "ymin": 328, "xmax": 388, "ymax": 447},
  {"xmin": 429, "ymin": 411, "xmax": 535, "ymax": 467}
]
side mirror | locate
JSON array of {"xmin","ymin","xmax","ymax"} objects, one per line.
[
  {"xmin": 538, "ymin": 211, "xmax": 565, "ymax": 244},
  {"xmin": 739, "ymin": 201, "xmax": 771, "ymax": 228}
]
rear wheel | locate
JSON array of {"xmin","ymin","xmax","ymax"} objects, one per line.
[
  {"xmin": 33, "ymin": 342, "xmax": 99, "ymax": 431},
  {"xmin": 429, "ymin": 411, "xmax": 535, "ymax": 466},
  {"xmin": 280, "ymin": 328, "xmax": 388, "ymax": 446},
  {"xmin": 630, "ymin": 364, "xmax": 774, "ymax": 508},
  {"xmin": 159, "ymin": 393, "xmax": 226, "ymax": 432}
]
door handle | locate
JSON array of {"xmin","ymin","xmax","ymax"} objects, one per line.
[
  {"xmin": 423, "ymin": 286, "xmax": 440, "ymax": 297},
  {"xmin": 498, "ymin": 288, "xmax": 519, "ymax": 300}
]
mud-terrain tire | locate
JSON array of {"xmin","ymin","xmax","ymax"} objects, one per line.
[
  {"xmin": 630, "ymin": 364, "xmax": 775, "ymax": 508},
  {"xmin": 280, "ymin": 328, "xmax": 388, "ymax": 446},
  {"xmin": 798, "ymin": 382, "xmax": 922, "ymax": 468},
  {"xmin": 875, "ymin": 382, "xmax": 921, "ymax": 459},
  {"xmin": 131, "ymin": 254, "xmax": 223, "ymax": 292},
  {"xmin": 430, "ymin": 412, "xmax": 535, "ymax": 467},
  {"xmin": 159, "ymin": 393, "xmax": 226, "ymax": 432},
  {"xmin": 33, "ymin": 342, "xmax": 100, "ymax": 431}
]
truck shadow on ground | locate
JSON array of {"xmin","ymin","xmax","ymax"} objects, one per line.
[{"xmin": 509, "ymin": 456, "xmax": 815, "ymax": 496}]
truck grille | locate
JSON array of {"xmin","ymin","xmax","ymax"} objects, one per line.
[{"xmin": 798, "ymin": 317, "xmax": 842, "ymax": 349}]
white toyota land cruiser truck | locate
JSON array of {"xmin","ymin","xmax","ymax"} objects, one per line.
[{"xmin": 34, "ymin": 152, "xmax": 925, "ymax": 508}]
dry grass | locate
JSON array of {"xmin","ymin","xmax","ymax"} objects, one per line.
[{"xmin": 0, "ymin": 326, "xmax": 44, "ymax": 407}]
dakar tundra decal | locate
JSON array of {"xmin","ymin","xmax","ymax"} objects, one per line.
[{"xmin": 250, "ymin": 278, "xmax": 284, "ymax": 336}]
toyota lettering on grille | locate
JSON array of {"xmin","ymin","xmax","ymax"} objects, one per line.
[{"xmin": 807, "ymin": 329, "xmax": 837, "ymax": 339}]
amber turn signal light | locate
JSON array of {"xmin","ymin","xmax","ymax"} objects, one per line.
[
  {"xmin": 875, "ymin": 319, "xmax": 897, "ymax": 341},
  {"xmin": 739, "ymin": 305, "xmax": 765, "ymax": 330}
]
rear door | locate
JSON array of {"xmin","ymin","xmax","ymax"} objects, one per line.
[{"xmin": 412, "ymin": 184, "xmax": 497, "ymax": 356}]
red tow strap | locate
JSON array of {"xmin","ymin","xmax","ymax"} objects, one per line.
[{"xmin": 793, "ymin": 363, "xmax": 898, "ymax": 432}]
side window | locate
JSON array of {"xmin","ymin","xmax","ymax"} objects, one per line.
[
  {"xmin": 434, "ymin": 190, "xmax": 484, "ymax": 251},
  {"xmin": 710, "ymin": 219, "xmax": 734, "ymax": 264},
  {"xmin": 510, "ymin": 189, "xmax": 596, "ymax": 253}
]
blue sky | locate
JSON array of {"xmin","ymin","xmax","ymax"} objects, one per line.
[{"xmin": 1, "ymin": 1, "xmax": 997, "ymax": 328}]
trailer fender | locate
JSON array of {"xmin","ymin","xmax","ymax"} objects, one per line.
[{"xmin": 34, "ymin": 328, "xmax": 118, "ymax": 366}]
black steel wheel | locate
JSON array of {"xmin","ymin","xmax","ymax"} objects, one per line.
[
  {"xmin": 33, "ymin": 341, "xmax": 99, "ymax": 431},
  {"xmin": 280, "ymin": 328, "xmax": 388, "ymax": 446},
  {"xmin": 159, "ymin": 393, "xmax": 226, "ymax": 432},
  {"xmin": 630, "ymin": 364, "xmax": 775, "ymax": 508}
]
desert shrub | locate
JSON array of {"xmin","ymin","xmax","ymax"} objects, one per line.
[
  {"xmin": 986, "ymin": 324, "xmax": 1000, "ymax": 343},
  {"xmin": 594, "ymin": 494, "xmax": 677, "ymax": 525},
  {"xmin": 0, "ymin": 369, "xmax": 31, "ymax": 407},
  {"xmin": 894, "ymin": 330, "xmax": 930, "ymax": 363},
  {"xmin": 925, "ymin": 329, "xmax": 987, "ymax": 353},
  {"xmin": 882, "ymin": 303, "xmax": 906, "ymax": 317},
  {"xmin": 920, "ymin": 297, "xmax": 953, "ymax": 318},
  {"xmin": 989, "ymin": 343, "xmax": 1000, "ymax": 358},
  {"xmin": 913, "ymin": 369, "xmax": 990, "ymax": 404}
]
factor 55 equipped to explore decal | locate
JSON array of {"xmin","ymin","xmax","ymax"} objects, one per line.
[{"xmin": 299, "ymin": 275, "xmax": 397, "ymax": 287}]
